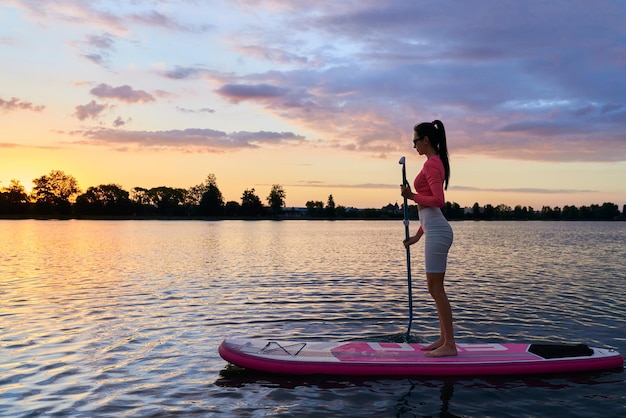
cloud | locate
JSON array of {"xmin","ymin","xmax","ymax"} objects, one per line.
[
  {"xmin": 284, "ymin": 182, "xmax": 599, "ymax": 200},
  {"xmin": 452, "ymin": 185, "xmax": 597, "ymax": 194},
  {"xmin": 163, "ymin": 66, "xmax": 205, "ymax": 80},
  {"xmin": 86, "ymin": 33, "xmax": 115, "ymax": 50},
  {"xmin": 127, "ymin": 10, "xmax": 213, "ymax": 33},
  {"xmin": 0, "ymin": 141, "xmax": 59, "ymax": 150},
  {"xmin": 74, "ymin": 100, "xmax": 110, "ymax": 121},
  {"xmin": 82, "ymin": 53, "xmax": 105, "ymax": 65},
  {"xmin": 176, "ymin": 106, "xmax": 215, "ymax": 114},
  {"xmin": 0, "ymin": 142, "xmax": 20, "ymax": 148},
  {"xmin": 112, "ymin": 116, "xmax": 131, "ymax": 127},
  {"xmin": 216, "ymin": 83, "xmax": 289, "ymax": 103},
  {"xmin": 497, "ymin": 120, "xmax": 577, "ymax": 136},
  {"xmin": 79, "ymin": 32, "xmax": 116, "ymax": 66},
  {"xmin": 6, "ymin": 0, "xmax": 626, "ymax": 165},
  {"xmin": 67, "ymin": 128, "xmax": 306, "ymax": 151},
  {"xmin": 0, "ymin": 97, "xmax": 45, "ymax": 112},
  {"xmin": 11, "ymin": 1, "xmax": 212, "ymax": 34},
  {"xmin": 235, "ymin": 45, "xmax": 309, "ymax": 65},
  {"xmin": 183, "ymin": 1, "xmax": 626, "ymax": 162},
  {"xmin": 291, "ymin": 181, "xmax": 398, "ymax": 189},
  {"xmin": 90, "ymin": 83, "xmax": 155, "ymax": 103}
]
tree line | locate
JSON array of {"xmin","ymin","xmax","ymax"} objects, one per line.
[
  {"xmin": 438, "ymin": 201, "xmax": 623, "ymax": 221},
  {"xmin": 0, "ymin": 170, "xmax": 624, "ymax": 221}
]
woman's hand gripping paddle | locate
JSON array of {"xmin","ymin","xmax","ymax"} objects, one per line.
[{"xmin": 399, "ymin": 156, "xmax": 414, "ymax": 342}]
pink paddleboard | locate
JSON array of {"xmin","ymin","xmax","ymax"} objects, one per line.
[{"xmin": 219, "ymin": 339, "xmax": 623, "ymax": 376}]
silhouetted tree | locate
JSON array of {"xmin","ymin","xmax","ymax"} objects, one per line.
[
  {"xmin": 241, "ymin": 188, "xmax": 264, "ymax": 216},
  {"xmin": 513, "ymin": 205, "xmax": 526, "ymax": 220},
  {"xmin": 597, "ymin": 202, "xmax": 619, "ymax": 220},
  {"xmin": 444, "ymin": 201, "xmax": 463, "ymax": 219},
  {"xmin": 31, "ymin": 170, "xmax": 81, "ymax": 215},
  {"xmin": 472, "ymin": 202, "xmax": 481, "ymax": 219},
  {"xmin": 359, "ymin": 208, "xmax": 385, "ymax": 218},
  {"xmin": 267, "ymin": 184, "xmax": 286, "ymax": 217},
  {"xmin": 224, "ymin": 201, "xmax": 241, "ymax": 217},
  {"xmin": 306, "ymin": 200, "xmax": 324, "ymax": 217},
  {"xmin": 75, "ymin": 184, "xmax": 133, "ymax": 216},
  {"xmin": 562, "ymin": 205, "xmax": 580, "ymax": 220},
  {"xmin": 494, "ymin": 204, "xmax": 512, "ymax": 220},
  {"xmin": 198, "ymin": 175, "xmax": 225, "ymax": 216},
  {"xmin": 0, "ymin": 179, "xmax": 29, "ymax": 214},
  {"xmin": 325, "ymin": 194, "xmax": 336, "ymax": 218},
  {"xmin": 130, "ymin": 187, "xmax": 152, "ymax": 215},
  {"xmin": 541, "ymin": 206, "xmax": 553, "ymax": 219},
  {"xmin": 146, "ymin": 186, "xmax": 187, "ymax": 216},
  {"xmin": 483, "ymin": 204, "xmax": 494, "ymax": 220},
  {"xmin": 187, "ymin": 174, "xmax": 218, "ymax": 206},
  {"xmin": 2, "ymin": 169, "xmax": 624, "ymax": 221}
]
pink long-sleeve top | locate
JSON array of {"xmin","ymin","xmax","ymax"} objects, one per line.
[{"xmin": 413, "ymin": 155, "xmax": 446, "ymax": 208}]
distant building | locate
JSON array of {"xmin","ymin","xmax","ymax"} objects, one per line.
[
  {"xmin": 283, "ymin": 207, "xmax": 308, "ymax": 218},
  {"xmin": 382, "ymin": 202, "xmax": 401, "ymax": 216}
]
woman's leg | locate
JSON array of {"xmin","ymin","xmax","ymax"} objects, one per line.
[{"xmin": 424, "ymin": 272, "xmax": 457, "ymax": 357}]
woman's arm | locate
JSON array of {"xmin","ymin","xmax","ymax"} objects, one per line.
[{"xmin": 404, "ymin": 227, "xmax": 424, "ymax": 248}]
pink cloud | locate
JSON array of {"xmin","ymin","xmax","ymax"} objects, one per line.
[
  {"xmin": 215, "ymin": 84, "xmax": 288, "ymax": 104},
  {"xmin": 0, "ymin": 97, "xmax": 45, "ymax": 112},
  {"xmin": 67, "ymin": 127, "xmax": 305, "ymax": 152},
  {"xmin": 74, "ymin": 100, "xmax": 109, "ymax": 121},
  {"xmin": 236, "ymin": 45, "xmax": 309, "ymax": 65},
  {"xmin": 11, "ymin": 2, "xmax": 210, "ymax": 34},
  {"xmin": 90, "ymin": 83, "xmax": 155, "ymax": 103},
  {"xmin": 112, "ymin": 116, "xmax": 131, "ymax": 127}
]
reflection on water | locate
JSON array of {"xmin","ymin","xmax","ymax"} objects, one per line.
[
  {"xmin": 1, "ymin": 220, "xmax": 625, "ymax": 416},
  {"xmin": 214, "ymin": 363, "xmax": 623, "ymax": 417}
]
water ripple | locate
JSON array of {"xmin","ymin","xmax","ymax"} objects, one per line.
[{"xmin": 1, "ymin": 220, "xmax": 624, "ymax": 417}]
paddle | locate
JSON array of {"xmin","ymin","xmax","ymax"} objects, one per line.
[{"xmin": 399, "ymin": 156, "xmax": 414, "ymax": 342}]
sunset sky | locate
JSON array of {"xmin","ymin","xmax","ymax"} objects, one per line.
[{"xmin": 1, "ymin": 1, "xmax": 625, "ymax": 209}]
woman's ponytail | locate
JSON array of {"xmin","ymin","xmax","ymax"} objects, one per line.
[
  {"xmin": 414, "ymin": 120, "xmax": 451, "ymax": 189},
  {"xmin": 432, "ymin": 120, "xmax": 450, "ymax": 190}
]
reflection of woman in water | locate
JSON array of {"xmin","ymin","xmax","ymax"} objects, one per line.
[
  {"xmin": 395, "ymin": 380, "xmax": 459, "ymax": 417},
  {"xmin": 401, "ymin": 120, "xmax": 456, "ymax": 357}
]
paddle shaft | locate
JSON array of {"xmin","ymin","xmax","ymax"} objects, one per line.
[{"xmin": 400, "ymin": 158, "xmax": 414, "ymax": 342}]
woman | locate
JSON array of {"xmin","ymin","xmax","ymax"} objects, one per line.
[{"xmin": 400, "ymin": 120, "xmax": 456, "ymax": 357}]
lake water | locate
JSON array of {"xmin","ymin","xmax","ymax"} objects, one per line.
[{"xmin": 0, "ymin": 219, "xmax": 624, "ymax": 417}]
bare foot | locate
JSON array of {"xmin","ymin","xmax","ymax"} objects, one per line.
[
  {"xmin": 420, "ymin": 339, "xmax": 443, "ymax": 351},
  {"xmin": 425, "ymin": 345, "xmax": 458, "ymax": 357}
]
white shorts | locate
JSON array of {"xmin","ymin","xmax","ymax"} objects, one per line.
[{"xmin": 419, "ymin": 207, "xmax": 453, "ymax": 273}]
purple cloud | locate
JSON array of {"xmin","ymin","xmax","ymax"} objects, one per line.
[
  {"xmin": 86, "ymin": 33, "xmax": 115, "ymax": 50},
  {"xmin": 163, "ymin": 66, "xmax": 205, "ymax": 80},
  {"xmin": 176, "ymin": 106, "xmax": 215, "ymax": 114},
  {"xmin": 216, "ymin": 84, "xmax": 289, "ymax": 103},
  {"xmin": 0, "ymin": 97, "xmax": 45, "ymax": 112},
  {"xmin": 69, "ymin": 128, "xmax": 305, "ymax": 151},
  {"xmin": 235, "ymin": 45, "xmax": 309, "ymax": 65},
  {"xmin": 6, "ymin": 0, "xmax": 626, "ymax": 164},
  {"xmin": 112, "ymin": 116, "xmax": 131, "ymax": 127},
  {"xmin": 90, "ymin": 84, "xmax": 155, "ymax": 103},
  {"xmin": 193, "ymin": 1, "xmax": 625, "ymax": 162},
  {"xmin": 128, "ymin": 10, "xmax": 213, "ymax": 33},
  {"xmin": 74, "ymin": 100, "xmax": 109, "ymax": 120},
  {"xmin": 12, "ymin": 1, "xmax": 212, "ymax": 33}
]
